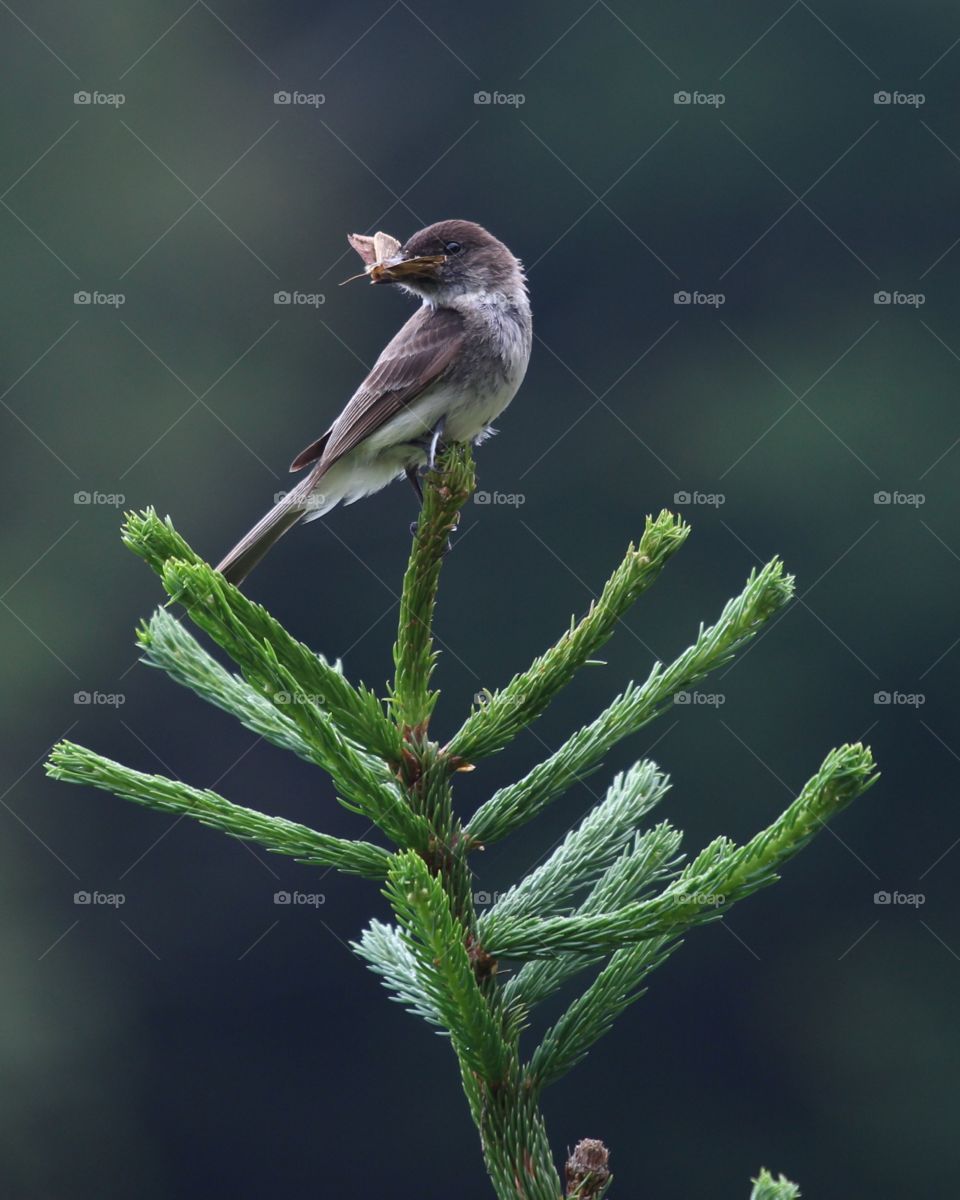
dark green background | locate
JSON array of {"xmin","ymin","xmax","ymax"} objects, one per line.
[{"xmin": 2, "ymin": 2, "xmax": 956, "ymax": 1195}]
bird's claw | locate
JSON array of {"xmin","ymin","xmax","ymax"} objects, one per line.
[{"xmin": 418, "ymin": 416, "xmax": 447, "ymax": 474}]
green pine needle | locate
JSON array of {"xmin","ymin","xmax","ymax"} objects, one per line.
[
  {"xmin": 750, "ymin": 1168, "xmax": 801, "ymax": 1199},
  {"xmin": 124, "ymin": 507, "xmax": 401, "ymax": 765},
  {"xmin": 138, "ymin": 607, "xmax": 319, "ymax": 763},
  {"xmin": 466, "ymin": 557, "xmax": 795, "ymax": 847},
  {"xmin": 446, "ymin": 509, "xmax": 689, "ymax": 765},
  {"xmin": 46, "ymin": 741, "xmax": 393, "ymax": 878},
  {"xmin": 479, "ymin": 744, "xmax": 877, "ymax": 959},
  {"xmin": 385, "ymin": 851, "xmax": 510, "ymax": 1084}
]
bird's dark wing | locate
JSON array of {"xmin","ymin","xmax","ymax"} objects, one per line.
[{"xmin": 288, "ymin": 305, "xmax": 465, "ymax": 475}]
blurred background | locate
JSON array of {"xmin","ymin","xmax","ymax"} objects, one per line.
[{"xmin": 1, "ymin": 1, "xmax": 957, "ymax": 1195}]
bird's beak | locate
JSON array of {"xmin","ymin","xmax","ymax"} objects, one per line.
[{"xmin": 370, "ymin": 252, "xmax": 446, "ymax": 284}]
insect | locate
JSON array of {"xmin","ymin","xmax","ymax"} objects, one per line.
[{"xmin": 341, "ymin": 230, "xmax": 445, "ymax": 285}]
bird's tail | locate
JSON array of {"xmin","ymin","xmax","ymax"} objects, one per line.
[{"xmin": 216, "ymin": 475, "xmax": 318, "ymax": 586}]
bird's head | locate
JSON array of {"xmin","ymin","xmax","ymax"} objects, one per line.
[{"xmin": 372, "ymin": 220, "xmax": 525, "ymax": 304}]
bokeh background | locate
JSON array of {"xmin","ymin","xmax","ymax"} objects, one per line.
[{"xmin": 2, "ymin": 2, "xmax": 958, "ymax": 1195}]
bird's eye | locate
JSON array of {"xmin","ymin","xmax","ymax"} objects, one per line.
[{"xmin": 443, "ymin": 241, "xmax": 462, "ymax": 255}]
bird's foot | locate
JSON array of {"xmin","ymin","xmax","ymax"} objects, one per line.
[
  {"xmin": 417, "ymin": 416, "xmax": 447, "ymax": 476},
  {"xmin": 405, "ymin": 464, "xmax": 424, "ymax": 505}
]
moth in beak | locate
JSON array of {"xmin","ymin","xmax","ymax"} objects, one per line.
[{"xmin": 342, "ymin": 231, "xmax": 445, "ymax": 285}]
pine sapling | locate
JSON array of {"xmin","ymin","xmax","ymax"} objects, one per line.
[{"xmin": 47, "ymin": 444, "xmax": 876, "ymax": 1197}]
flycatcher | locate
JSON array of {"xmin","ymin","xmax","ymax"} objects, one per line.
[{"xmin": 216, "ymin": 219, "xmax": 532, "ymax": 584}]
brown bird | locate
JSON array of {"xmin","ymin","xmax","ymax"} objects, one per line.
[{"xmin": 216, "ymin": 219, "xmax": 532, "ymax": 585}]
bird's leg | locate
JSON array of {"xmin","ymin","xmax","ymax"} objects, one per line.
[
  {"xmin": 418, "ymin": 415, "xmax": 447, "ymax": 475},
  {"xmin": 428, "ymin": 416, "xmax": 446, "ymax": 470},
  {"xmin": 405, "ymin": 465, "xmax": 424, "ymax": 504},
  {"xmin": 406, "ymin": 465, "xmax": 424, "ymax": 535}
]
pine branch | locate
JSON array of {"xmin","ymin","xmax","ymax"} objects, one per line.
[
  {"xmin": 138, "ymin": 607, "xmax": 318, "ymax": 763},
  {"xmin": 122, "ymin": 506, "xmax": 203, "ymax": 573},
  {"xmin": 384, "ymin": 851, "xmax": 510, "ymax": 1085},
  {"xmin": 750, "ymin": 1169, "xmax": 801, "ymax": 1200},
  {"xmin": 480, "ymin": 744, "xmax": 877, "ymax": 959},
  {"xmin": 123, "ymin": 508, "xmax": 401, "ymax": 764},
  {"xmin": 352, "ymin": 919, "xmax": 443, "ymax": 1026},
  {"xmin": 503, "ymin": 821, "xmax": 684, "ymax": 1011},
  {"xmin": 46, "ymin": 741, "xmax": 393, "ymax": 878},
  {"xmin": 466, "ymin": 557, "xmax": 795, "ymax": 847},
  {"xmin": 484, "ymin": 761, "xmax": 670, "ymax": 926},
  {"xmin": 445, "ymin": 510, "xmax": 689, "ymax": 765},
  {"xmin": 480, "ymin": 1087, "xmax": 566, "ymax": 1200},
  {"xmin": 528, "ymin": 935, "xmax": 678, "ymax": 1088},
  {"xmin": 391, "ymin": 444, "xmax": 475, "ymax": 734},
  {"xmin": 158, "ymin": 559, "xmax": 427, "ymax": 848}
]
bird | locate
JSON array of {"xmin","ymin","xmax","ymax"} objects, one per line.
[{"xmin": 216, "ymin": 219, "xmax": 532, "ymax": 585}]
